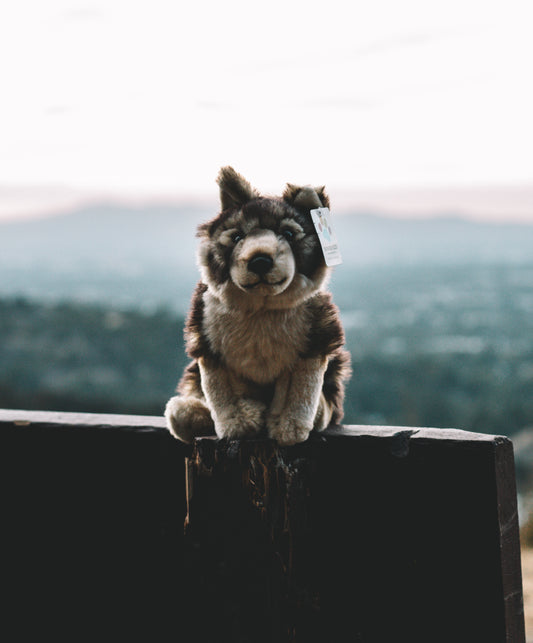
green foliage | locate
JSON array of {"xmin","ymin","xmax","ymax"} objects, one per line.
[
  {"xmin": 0, "ymin": 298, "xmax": 187, "ymax": 416},
  {"xmin": 344, "ymin": 352, "xmax": 533, "ymax": 436},
  {"xmin": 333, "ymin": 262, "xmax": 533, "ymax": 437}
]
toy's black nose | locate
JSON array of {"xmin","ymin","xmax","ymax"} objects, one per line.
[{"xmin": 248, "ymin": 253, "xmax": 273, "ymax": 276}]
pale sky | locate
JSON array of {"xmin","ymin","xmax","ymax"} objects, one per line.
[{"xmin": 0, "ymin": 0, "xmax": 532, "ymax": 221}]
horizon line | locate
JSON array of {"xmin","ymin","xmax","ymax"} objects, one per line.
[{"xmin": 0, "ymin": 182, "xmax": 532, "ymax": 224}]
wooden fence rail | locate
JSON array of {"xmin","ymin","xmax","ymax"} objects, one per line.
[{"xmin": 0, "ymin": 410, "xmax": 525, "ymax": 642}]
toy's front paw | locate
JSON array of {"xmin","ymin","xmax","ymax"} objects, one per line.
[
  {"xmin": 214, "ymin": 399, "xmax": 265, "ymax": 440},
  {"xmin": 165, "ymin": 395, "xmax": 215, "ymax": 443},
  {"xmin": 267, "ymin": 415, "xmax": 312, "ymax": 446}
]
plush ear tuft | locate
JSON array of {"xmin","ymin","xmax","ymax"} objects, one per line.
[
  {"xmin": 315, "ymin": 185, "xmax": 330, "ymax": 209},
  {"xmin": 217, "ymin": 166, "xmax": 260, "ymax": 211},
  {"xmin": 283, "ymin": 183, "xmax": 330, "ymax": 211}
]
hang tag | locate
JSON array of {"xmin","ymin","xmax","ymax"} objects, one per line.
[{"xmin": 310, "ymin": 207, "xmax": 343, "ymax": 266}]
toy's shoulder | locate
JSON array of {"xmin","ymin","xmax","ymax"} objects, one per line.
[
  {"xmin": 302, "ymin": 291, "xmax": 346, "ymax": 358},
  {"xmin": 184, "ymin": 282, "xmax": 210, "ymax": 359}
]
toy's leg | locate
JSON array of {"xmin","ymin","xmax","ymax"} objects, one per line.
[
  {"xmin": 165, "ymin": 395, "xmax": 215, "ymax": 443},
  {"xmin": 267, "ymin": 356, "xmax": 328, "ymax": 446},
  {"xmin": 198, "ymin": 358, "xmax": 265, "ymax": 440},
  {"xmin": 313, "ymin": 391, "xmax": 333, "ymax": 432}
]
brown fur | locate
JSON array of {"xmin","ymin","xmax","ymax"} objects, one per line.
[{"xmin": 165, "ymin": 167, "xmax": 351, "ymax": 446}]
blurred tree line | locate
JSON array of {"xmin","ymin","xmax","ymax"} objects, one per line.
[
  {"xmin": 1, "ymin": 296, "xmax": 532, "ymax": 439},
  {"xmin": 0, "ymin": 298, "xmax": 186, "ymax": 416}
]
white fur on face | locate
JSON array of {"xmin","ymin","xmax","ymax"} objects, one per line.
[
  {"xmin": 196, "ymin": 199, "xmax": 335, "ymax": 316},
  {"xmin": 229, "ymin": 229, "xmax": 296, "ymax": 295}
]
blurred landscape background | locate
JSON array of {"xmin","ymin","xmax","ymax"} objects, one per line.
[{"xmin": 2, "ymin": 204, "xmax": 533, "ymax": 527}]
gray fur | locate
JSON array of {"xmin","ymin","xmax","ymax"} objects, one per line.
[
  {"xmin": 217, "ymin": 166, "xmax": 260, "ymax": 211},
  {"xmin": 165, "ymin": 167, "xmax": 351, "ymax": 446}
]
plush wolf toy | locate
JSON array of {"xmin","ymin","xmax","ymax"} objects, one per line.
[{"xmin": 165, "ymin": 167, "xmax": 351, "ymax": 446}]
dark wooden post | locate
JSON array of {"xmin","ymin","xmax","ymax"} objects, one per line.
[
  {"xmin": 495, "ymin": 436, "xmax": 526, "ymax": 641},
  {"xmin": 184, "ymin": 427, "xmax": 526, "ymax": 643},
  {"xmin": 184, "ymin": 438, "xmax": 321, "ymax": 642}
]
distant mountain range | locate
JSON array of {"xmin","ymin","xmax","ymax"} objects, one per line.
[{"xmin": 1, "ymin": 203, "xmax": 533, "ymax": 312}]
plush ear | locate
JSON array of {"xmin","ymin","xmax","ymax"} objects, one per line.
[
  {"xmin": 283, "ymin": 183, "xmax": 330, "ymax": 210},
  {"xmin": 217, "ymin": 166, "xmax": 260, "ymax": 211}
]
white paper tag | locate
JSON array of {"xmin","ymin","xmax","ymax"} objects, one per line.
[{"xmin": 310, "ymin": 207, "xmax": 343, "ymax": 266}]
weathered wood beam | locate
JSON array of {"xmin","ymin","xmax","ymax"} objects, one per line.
[{"xmin": 0, "ymin": 410, "xmax": 525, "ymax": 642}]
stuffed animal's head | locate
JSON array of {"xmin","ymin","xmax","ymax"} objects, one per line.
[{"xmin": 197, "ymin": 166, "xmax": 331, "ymax": 308}]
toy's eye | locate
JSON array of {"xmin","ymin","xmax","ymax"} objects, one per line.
[
  {"xmin": 281, "ymin": 229, "xmax": 294, "ymax": 241},
  {"xmin": 231, "ymin": 231, "xmax": 244, "ymax": 243}
]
